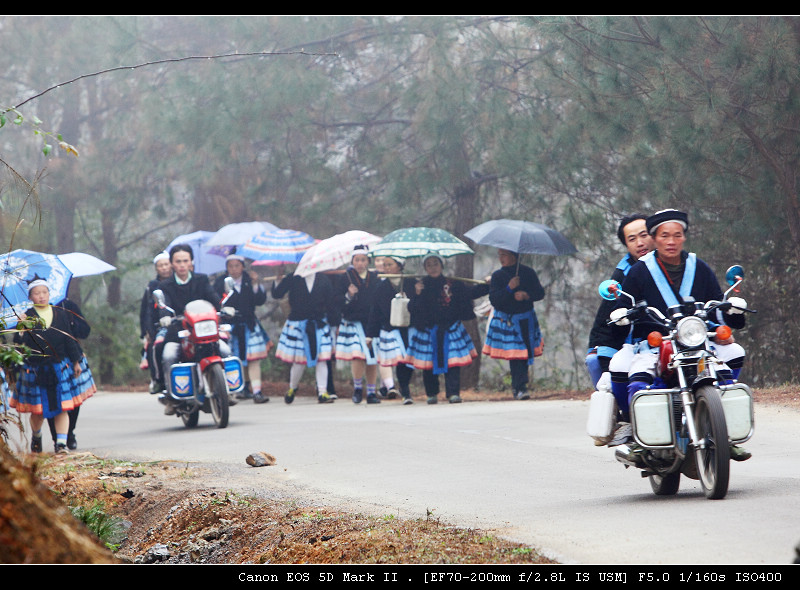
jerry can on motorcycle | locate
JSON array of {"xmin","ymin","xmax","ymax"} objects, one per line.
[
  {"xmin": 586, "ymin": 389, "xmax": 617, "ymax": 444},
  {"xmin": 223, "ymin": 356, "xmax": 245, "ymax": 394},
  {"xmin": 630, "ymin": 390, "xmax": 675, "ymax": 447},
  {"xmin": 169, "ymin": 363, "xmax": 198, "ymax": 399},
  {"xmin": 719, "ymin": 383, "xmax": 754, "ymax": 443}
]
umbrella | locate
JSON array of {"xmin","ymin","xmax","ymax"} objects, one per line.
[
  {"xmin": 370, "ymin": 227, "xmax": 474, "ymax": 259},
  {"xmin": 238, "ymin": 229, "xmax": 316, "ymax": 265},
  {"xmin": 464, "ymin": 219, "xmax": 577, "ymax": 256},
  {"xmin": 0, "ymin": 249, "xmax": 73, "ymax": 328},
  {"xmin": 57, "ymin": 252, "xmax": 116, "ymax": 277},
  {"xmin": 166, "ymin": 230, "xmax": 231, "ymax": 275},
  {"xmin": 205, "ymin": 221, "xmax": 280, "ymax": 247},
  {"xmin": 295, "ymin": 230, "xmax": 382, "ymax": 277}
]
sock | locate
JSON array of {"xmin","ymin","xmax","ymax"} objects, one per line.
[
  {"xmin": 56, "ymin": 433, "xmax": 67, "ymax": 446},
  {"xmin": 382, "ymin": 377, "xmax": 395, "ymax": 388},
  {"xmin": 367, "ymin": 383, "xmax": 376, "ymax": 395},
  {"xmin": 32, "ymin": 429, "xmax": 42, "ymax": 440},
  {"xmin": 353, "ymin": 377, "xmax": 364, "ymax": 390}
]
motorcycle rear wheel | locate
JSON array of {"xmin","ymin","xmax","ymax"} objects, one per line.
[
  {"xmin": 649, "ymin": 471, "xmax": 681, "ymax": 495},
  {"xmin": 693, "ymin": 385, "xmax": 730, "ymax": 500},
  {"xmin": 205, "ymin": 363, "xmax": 229, "ymax": 429}
]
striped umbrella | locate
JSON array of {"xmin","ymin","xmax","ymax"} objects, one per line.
[{"xmin": 238, "ymin": 229, "xmax": 316, "ymax": 265}]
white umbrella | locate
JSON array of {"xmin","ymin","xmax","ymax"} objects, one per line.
[
  {"xmin": 205, "ymin": 221, "xmax": 280, "ymax": 247},
  {"xmin": 167, "ymin": 230, "xmax": 229, "ymax": 275},
  {"xmin": 57, "ymin": 252, "xmax": 116, "ymax": 277},
  {"xmin": 295, "ymin": 230, "xmax": 382, "ymax": 277}
]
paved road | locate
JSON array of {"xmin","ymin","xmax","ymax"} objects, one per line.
[{"xmin": 14, "ymin": 390, "xmax": 800, "ymax": 565}]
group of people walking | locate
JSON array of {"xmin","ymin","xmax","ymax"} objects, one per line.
[{"xmin": 141, "ymin": 242, "xmax": 547, "ymax": 408}]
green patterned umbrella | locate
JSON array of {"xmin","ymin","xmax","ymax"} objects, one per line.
[{"xmin": 371, "ymin": 227, "xmax": 474, "ymax": 259}]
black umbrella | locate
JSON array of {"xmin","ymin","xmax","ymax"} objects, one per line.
[{"xmin": 464, "ymin": 219, "xmax": 577, "ymax": 256}]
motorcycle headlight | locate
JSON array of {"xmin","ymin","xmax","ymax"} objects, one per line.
[
  {"xmin": 675, "ymin": 316, "xmax": 707, "ymax": 348},
  {"xmin": 194, "ymin": 319, "xmax": 218, "ymax": 338}
]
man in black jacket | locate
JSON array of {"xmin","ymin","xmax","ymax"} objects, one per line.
[{"xmin": 157, "ymin": 244, "xmax": 233, "ymax": 412}]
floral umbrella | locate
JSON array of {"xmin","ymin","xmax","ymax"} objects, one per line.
[
  {"xmin": 370, "ymin": 227, "xmax": 474, "ymax": 259},
  {"xmin": 295, "ymin": 230, "xmax": 382, "ymax": 277},
  {"xmin": 238, "ymin": 229, "xmax": 316, "ymax": 265},
  {"xmin": 0, "ymin": 249, "xmax": 73, "ymax": 328}
]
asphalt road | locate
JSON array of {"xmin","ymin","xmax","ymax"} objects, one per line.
[{"xmin": 13, "ymin": 390, "xmax": 800, "ymax": 565}]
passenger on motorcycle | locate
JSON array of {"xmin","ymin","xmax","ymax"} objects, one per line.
[
  {"xmin": 586, "ymin": 213, "xmax": 653, "ymax": 398},
  {"xmin": 156, "ymin": 244, "xmax": 233, "ymax": 413},
  {"xmin": 610, "ymin": 209, "xmax": 750, "ymax": 460}
]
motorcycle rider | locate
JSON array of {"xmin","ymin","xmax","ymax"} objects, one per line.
[
  {"xmin": 156, "ymin": 243, "xmax": 234, "ymax": 414},
  {"xmin": 610, "ymin": 208, "xmax": 750, "ymax": 461}
]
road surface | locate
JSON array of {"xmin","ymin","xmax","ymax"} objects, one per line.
[{"xmin": 12, "ymin": 390, "xmax": 799, "ymax": 565}]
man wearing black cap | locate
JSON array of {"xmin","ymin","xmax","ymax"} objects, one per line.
[{"xmin": 611, "ymin": 208, "xmax": 750, "ymax": 460}]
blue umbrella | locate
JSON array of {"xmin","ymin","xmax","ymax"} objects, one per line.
[
  {"xmin": 166, "ymin": 231, "xmax": 232, "ymax": 275},
  {"xmin": 0, "ymin": 249, "xmax": 73, "ymax": 328},
  {"xmin": 238, "ymin": 229, "xmax": 316, "ymax": 264}
]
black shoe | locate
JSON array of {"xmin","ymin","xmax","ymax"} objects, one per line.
[
  {"xmin": 730, "ymin": 445, "xmax": 752, "ymax": 462},
  {"xmin": 352, "ymin": 388, "xmax": 363, "ymax": 404},
  {"xmin": 514, "ymin": 390, "xmax": 530, "ymax": 401},
  {"xmin": 253, "ymin": 392, "xmax": 270, "ymax": 404},
  {"xmin": 236, "ymin": 383, "xmax": 254, "ymax": 400},
  {"xmin": 377, "ymin": 386, "xmax": 389, "ymax": 400},
  {"xmin": 366, "ymin": 393, "xmax": 381, "ymax": 404},
  {"xmin": 448, "ymin": 395, "xmax": 462, "ymax": 404},
  {"xmin": 386, "ymin": 387, "xmax": 399, "ymax": 400},
  {"xmin": 55, "ymin": 443, "xmax": 68, "ymax": 455},
  {"xmin": 67, "ymin": 432, "xmax": 77, "ymax": 450},
  {"xmin": 426, "ymin": 396, "xmax": 438, "ymax": 405},
  {"xmin": 402, "ymin": 395, "xmax": 414, "ymax": 405},
  {"xmin": 31, "ymin": 436, "xmax": 42, "ymax": 453},
  {"xmin": 318, "ymin": 391, "xmax": 335, "ymax": 404},
  {"xmin": 285, "ymin": 388, "xmax": 296, "ymax": 404}
]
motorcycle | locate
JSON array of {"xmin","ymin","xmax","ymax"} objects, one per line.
[
  {"xmin": 152, "ymin": 277, "xmax": 245, "ymax": 429},
  {"xmin": 589, "ymin": 265, "xmax": 755, "ymax": 499}
]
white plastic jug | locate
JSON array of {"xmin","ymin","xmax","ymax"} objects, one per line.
[
  {"xmin": 586, "ymin": 389, "xmax": 616, "ymax": 443},
  {"xmin": 390, "ymin": 293, "xmax": 410, "ymax": 327}
]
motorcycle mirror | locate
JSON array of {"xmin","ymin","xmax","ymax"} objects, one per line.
[
  {"xmin": 725, "ymin": 265, "xmax": 744, "ymax": 286},
  {"xmin": 152, "ymin": 289, "xmax": 166, "ymax": 308},
  {"xmin": 598, "ymin": 280, "xmax": 621, "ymax": 301},
  {"xmin": 224, "ymin": 276, "xmax": 235, "ymax": 294}
]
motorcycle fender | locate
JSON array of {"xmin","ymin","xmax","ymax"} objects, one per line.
[{"xmin": 199, "ymin": 356, "xmax": 223, "ymax": 373}]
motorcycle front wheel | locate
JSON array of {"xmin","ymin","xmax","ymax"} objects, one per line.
[
  {"xmin": 649, "ymin": 471, "xmax": 681, "ymax": 496},
  {"xmin": 181, "ymin": 409, "xmax": 199, "ymax": 429},
  {"xmin": 693, "ymin": 385, "xmax": 730, "ymax": 500},
  {"xmin": 205, "ymin": 363, "xmax": 229, "ymax": 429}
]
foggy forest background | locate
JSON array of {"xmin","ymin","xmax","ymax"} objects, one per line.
[{"xmin": 2, "ymin": 15, "xmax": 798, "ymax": 390}]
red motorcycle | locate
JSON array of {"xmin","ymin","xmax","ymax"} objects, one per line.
[{"xmin": 152, "ymin": 278, "xmax": 244, "ymax": 429}]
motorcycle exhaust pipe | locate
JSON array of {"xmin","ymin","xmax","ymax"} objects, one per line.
[{"xmin": 614, "ymin": 445, "xmax": 641, "ymax": 468}]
